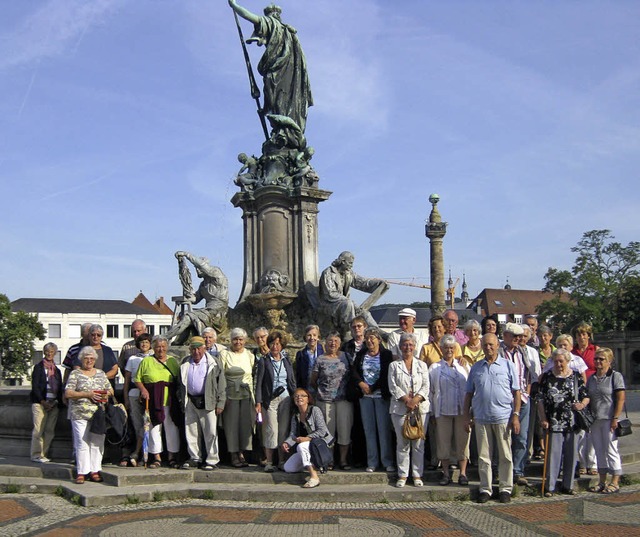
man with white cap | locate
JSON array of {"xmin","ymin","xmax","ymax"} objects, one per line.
[
  {"xmin": 387, "ymin": 308, "xmax": 429, "ymax": 359},
  {"xmin": 178, "ymin": 336, "xmax": 226, "ymax": 470},
  {"xmin": 500, "ymin": 322, "xmax": 532, "ymax": 486}
]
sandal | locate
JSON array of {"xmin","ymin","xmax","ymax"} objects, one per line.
[
  {"xmin": 302, "ymin": 478, "xmax": 320, "ymax": 488},
  {"xmin": 168, "ymin": 460, "xmax": 179, "ymax": 470},
  {"xmin": 148, "ymin": 460, "xmax": 161, "ymax": 469},
  {"xmin": 458, "ymin": 475, "xmax": 469, "ymax": 486},
  {"xmin": 75, "ymin": 475, "xmax": 85, "ymax": 484},
  {"xmin": 589, "ymin": 483, "xmax": 607, "ymax": 493},
  {"xmin": 119, "ymin": 457, "xmax": 130, "ymax": 467},
  {"xmin": 544, "ymin": 491, "xmax": 554, "ymax": 498},
  {"xmin": 603, "ymin": 484, "xmax": 620, "ymax": 494},
  {"xmin": 89, "ymin": 472, "xmax": 103, "ymax": 483},
  {"xmin": 587, "ymin": 468, "xmax": 598, "ymax": 476},
  {"xmin": 578, "ymin": 467, "xmax": 586, "ymax": 475}
]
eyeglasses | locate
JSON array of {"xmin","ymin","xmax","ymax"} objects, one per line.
[
  {"xmin": 294, "ymin": 394, "xmax": 308, "ymax": 399},
  {"xmin": 594, "ymin": 357, "xmax": 606, "ymax": 361}
]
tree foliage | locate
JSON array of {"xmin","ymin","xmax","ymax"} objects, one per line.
[
  {"xmin": 0, "ymin": 294, "xmax": 45, "ymax": 380},
  {"xmin": 537, "ymin": 230, "xmax": 640, "ymax": 333}
]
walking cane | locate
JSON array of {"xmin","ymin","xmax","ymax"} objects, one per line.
[{"xmin": 541, "ymin": 429, "xmax": 550, "ymax": 497}]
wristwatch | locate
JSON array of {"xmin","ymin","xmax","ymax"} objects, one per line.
[{"xmin": 513, "ymin": 411, "xmax": 520, "ymax": 417}]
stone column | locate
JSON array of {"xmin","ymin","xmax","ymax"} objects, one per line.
[
  {"xmin": 425, "ymin": 194, "xmax": 447, "ymax": 316},
  {"xmin": 231, "ymin": 185, "xmax": 332, "ymax": 305}
]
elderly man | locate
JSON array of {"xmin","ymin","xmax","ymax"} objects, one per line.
[
  {"xmin": 499, "ymin": 323, "xmax": 533, "ymax": 486},
  {"xmin": 443, "ymin": 309, "xmax": 468, "ymax": 346},
  {"xmin": 118, "ymin": 319, "xmax": 147, "ymax": 374},
  {"xmin": 464, "ymin": 333, "xmax": 521, "ymax": 504},
  {"xmin": 179, "ymin": 336, "xmax": 226, "ymax": 470},
  {"xmin": 387, "ymin": 308, "xmax": 429, "ymax": 359},
  {"xmin": 203, "ymin": 327, "xmax": 226, "ymax": 358},
  {"xmin": 524, "ymin": 315, "xmax": 540, "ymax": 348},
  {"xmin": 319, "ymin": 251, "xmax": 388, "ymax": 331}
]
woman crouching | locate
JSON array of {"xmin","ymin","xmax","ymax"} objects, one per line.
[{"xmin": 282, "ymin": 388, "xmax": 334, "ymax": 488}]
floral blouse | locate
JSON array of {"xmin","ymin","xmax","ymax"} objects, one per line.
[
  {"xmin": 65, "ymin": 369, "xmax": 111, "ymax": 421},
  {"xmin": 537, "ymin": 370, "xmax": 587, "ymax": 433}
]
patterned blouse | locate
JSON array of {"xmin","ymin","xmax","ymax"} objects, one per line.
[
  {"xmin": 65, "ymin": 369, "xmax": 111, "ymax": 421},
  {"xmin": 537, "ymin": 370, "xmax": 588, "ymax": 433}
]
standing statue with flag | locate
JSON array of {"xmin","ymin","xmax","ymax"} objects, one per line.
[{"xmin": 228, "ymin": 0, "xmax": 313, "ymax": 135}]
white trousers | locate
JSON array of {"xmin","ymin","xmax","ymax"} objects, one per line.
[
  {"xmin": 284, "ymin": 441, "xmax": 313, "ymax": 472},
  {"xmin": 149, "ymin": 406, "xmax": 180, "ymax": 454},
  {"xmin": 71, "ymin": 419, "xmax": 104, "ymax": 475},
  {"xmin": 391, "ymin": 412, "xmax": 429, "ymax": 479},
  {"xmin": 590, "ymin": 419, "xmax": 622, "ymax": 475}
]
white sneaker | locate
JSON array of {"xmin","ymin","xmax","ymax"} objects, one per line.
[
  {"xmin": 396, "ymin": 478, "xmax": 407, "ymax": 488},
  {"xmin": 366, "ymin": 467, "xmax": 375, "ymax": 473},
  {"xmin": 31, "ymin": 457, "xmax": 49, "ymax": 463}
]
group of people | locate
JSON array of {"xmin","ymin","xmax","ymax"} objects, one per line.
[{"xmin": 29, "ymin": 313, "xmax": 626, "ymax": 497}]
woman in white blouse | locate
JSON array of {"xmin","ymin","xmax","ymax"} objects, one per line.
[{"xmin": 388, "ymin": 332, "xmax": 430, "ymax": 488}]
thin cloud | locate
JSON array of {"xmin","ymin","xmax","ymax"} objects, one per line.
[{"xmin": 0, "ymin": 0, "xmax": 124, "ymax": 70}]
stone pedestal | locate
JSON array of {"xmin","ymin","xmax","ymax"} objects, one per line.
[{"xmin": 231, "ymin": 185, "xmax": 332, "ymax": 305}]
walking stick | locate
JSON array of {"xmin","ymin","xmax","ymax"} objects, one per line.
[{"xmin": 541, "ymin": 429, "xmax": 550, "ymax": 496}]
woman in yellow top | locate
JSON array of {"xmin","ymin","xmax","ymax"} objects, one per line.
[
  {"xmin": 460, "ymin": 320, "xmax": 484, "ymax": 368},
  {"xmin": 419, "ymin": 315, "xmax": 462, "ymax": 367},
  {"xmin": 220, "ymin": 327, "xmax": 255, "ymax": 467},
  {"xmin": 134, "ymin": 336, "xmax": 181, "ymax": 469}
]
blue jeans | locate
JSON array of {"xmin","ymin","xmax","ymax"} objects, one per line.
[
  {"xmin": 359, "ymin": 397, "xmax": 394, "ymax": 469},
  {"xmin": 512, "ymin": 400, "xmax": 530, "ymax": 477}
]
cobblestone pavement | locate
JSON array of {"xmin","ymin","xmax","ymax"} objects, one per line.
[{"xmin": 2, "ymin": 485, "xmax": 640, "ymax": 537}]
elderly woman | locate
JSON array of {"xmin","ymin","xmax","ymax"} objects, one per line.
[
  {"xmin": 65, "ymin": 346, "xmax": 114, "ymax": 483},
  {"xmin": 295, "ymin": 324, "xmax": 324, "ymax": 392},
  {"xmin": 420, "ymin": 315, "xmax": 462, "ymax": 367},
  {"xmin": 282, "ymin": 388, "xmax": 334, "ymax": 488},
  {"xmin": 220, "ymin": 327, "xmax": 256, "ymax": 467},
  {"xmin": 537, "ymin": 348, "xmax": 590, "ymax": 496},
  {"xmin": 351, "ymin": 327, "xmax": 394, "ymax": 473},
  {"xmin": 461, "ymin": 320, "xmax": 484, "ymax": 367},
  {"xmin": 255, "ymin": 330, "xmax": 296, "ymax": 472},
  {"xmin": 481, "ymin": 314, "xmax": 502, "ymax": 339},
  {"xmin": 542, "ymin": 334, "xmax": 588, "ymax": 380},
  {"xmin": 587, "ymin": 347, "xmax": 625, "ymax": 494},
  {"xmin": 122, "ymin": 333, "xmax": 153, "ymax": 467},
  {"xmin": 311, "ymin": 331, "xmax": 353, "ymax": 470},
  {"xmin": 30, "ymin": 342, "xmax": 63, "ymax": 463},
  {"xmin": 134, "ymin": 336, "xmax": 181, "ymax": 469},
  {"xmin": 430, "ymin": 335, "xmax": 471, "ymax": 486},
  {"xmin": 389, "ymin": 332, "xmax": 430, "ymax": 488},
  {"xmin": 76, "ymin": 324, "xmax": 119, "ymax": 387},
  {"xmin": 537, "ymin": 325, "xmax": 555, "ymax": 367}
]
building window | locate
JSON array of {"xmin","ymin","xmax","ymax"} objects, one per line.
[
  {"xmin": 107, "ymin": 325, "xmax": 119, "ymax": 339},
  {"xmin": 147, "ymin": 325, "xmax": 155, "ymax": 336},
  {"xmin": 48, "ymin": 324, "xmax": 61, "ymax": 338},
  {"xmin": 68, "ymin": 324, "xmax": 81, "ymax": 339},
  {"xmin": 159, "ymin": 325, "xmax": 171, "ymax": 335},
  {"xmin": 124, "ymin": 325, "xmax": 131, "ymax": 339},
  {"xmin": 494, "ymin": 300, "xmax": 503, "ymax": 307}
]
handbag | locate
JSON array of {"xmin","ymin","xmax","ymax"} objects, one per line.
[
  {"xmin": 402, "ymin": 409, "xmax": 424, "ymax": 440},
  {"xmin": 615, "ymin": 404, "xmax": 633, "ymax": 437},
  {"xmin": 90, "ymin": 403, "xmax": 107, "ymax": 435},
  {"xmin": 572, "ymin": 373, "xmax": 594, "ymax": 432}
]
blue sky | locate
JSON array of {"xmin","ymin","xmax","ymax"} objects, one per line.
[{"xmin": 1, "ymin": 0, "xmax": 639, "ymax": 309}]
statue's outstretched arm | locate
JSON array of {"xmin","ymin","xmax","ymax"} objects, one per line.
[{"xmin": 228, "ymin": 0, "xmax": 261, "ymax": 25}]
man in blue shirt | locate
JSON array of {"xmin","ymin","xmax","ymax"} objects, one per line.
[{"xmin": 464, "ymin": 333, "xmax": 521, "ymax": 504}]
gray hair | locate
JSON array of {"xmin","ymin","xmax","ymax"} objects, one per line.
[
  {"xmin": 43, "ymin": 342, "xmax": 58, "ymax": 354},
  {"xmin": 440, "ymin": 334, "xmax": 457, "ymax": 348},
  {"xmin": 89, "ymin": 324, "xmax": 104, "ymax": 335},
  {"xmin": 252, "ymin": 326, "xmax": 268, "ymax": 338},
  {"xmin": 551, "ymin": 347, "xmax": 571, "ymax": 362},
  {"xmin": 230, "ymin": 327, "xmax": 248, "ymax": 340},
  {"xmin": 131, "ymin": 319, "xmax": 146, "ymax": 329},
  {"xmin": 520, "ymin": 324, "xmax": 531, "ymax": 335},
  {"xmin": 202, "ymin": 327, "xmax": 218, "ymax": 336},
  {"xmin": 399, "ymin": 332, "xmax": 417, "ymax": 346},
  {"xmin": 152, "ymin": 335, "xmax": 169, "ymax": 348},
  {"xmin": 364, "ymin": 327, "xmax": 381, "ymax": 341},
  {"xmin": 304, "ymin": 324, "xmax": 320, "ymax": 336},
  {"xmin": 463, "ymin": 319, "xmax": 481, "ymax": 334},
  {"xmin": 78, "ymin": 346, "xmax": 98, "ymax": 361},
  {"xmin": 538, "ymin": 324, "xmax": 553, "ymax": 336}
]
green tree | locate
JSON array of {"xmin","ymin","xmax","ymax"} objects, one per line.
[
  {"xmin": 537, "ymin": 230, "xmax": 640, "ymax": 333},
  {"xmin": 0, "ymin": 294, "xmax": 45, "ymax": 381}
]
